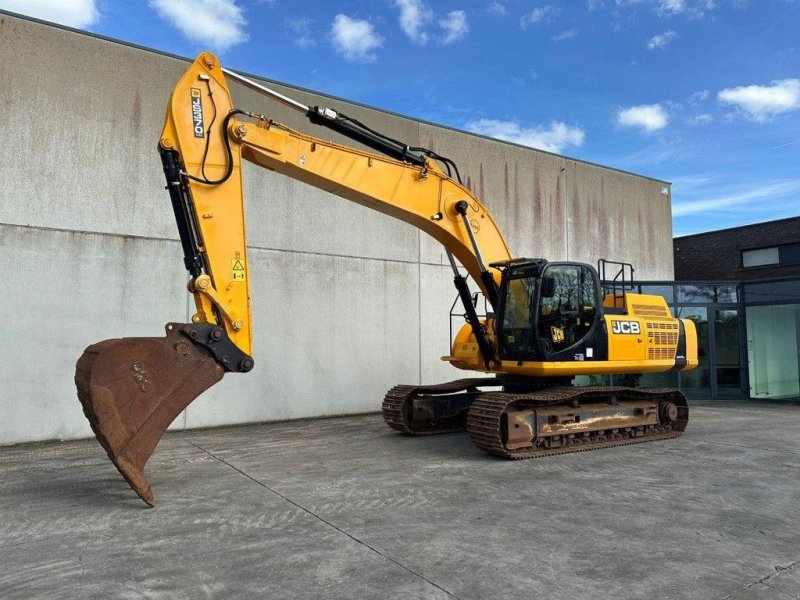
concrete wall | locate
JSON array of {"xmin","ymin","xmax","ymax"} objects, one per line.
[{"xmin": 0, "ymin": 12, "xmax": 674, "ymax": 444}]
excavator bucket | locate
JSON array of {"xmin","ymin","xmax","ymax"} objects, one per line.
[{"xmin": 75, "ymin": 323, "xmax": 224, "ymax": 506}]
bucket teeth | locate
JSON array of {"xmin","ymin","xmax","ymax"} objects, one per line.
[{"xmin": 75, "ymin": 324, "xmax": 224, "ymax": 505}]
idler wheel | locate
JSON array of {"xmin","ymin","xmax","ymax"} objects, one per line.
[{"xmin": 661, "ymin": 402, "xmax": 678, "ymax": 424}]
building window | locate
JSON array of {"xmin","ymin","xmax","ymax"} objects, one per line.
[
  {"xmin": 742, "ymin": 247, "xmax": 779, "ymax": 268},
  {"xmin": 780, "ymin": 242, "xmax": 800, "ymax": 267}
]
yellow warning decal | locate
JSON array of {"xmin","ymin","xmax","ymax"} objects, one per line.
[
  {"xmin": 551, "ymin": 326, "xmax": 565, "ymax": 343},
  {"xmin": 232, "ymin": 258, "xmax": 245, "ymax": 281}
]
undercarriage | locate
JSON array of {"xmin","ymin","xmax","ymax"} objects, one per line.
[{"xmin": 383, "ymin": 377, "xmax": 688, "ymax": 458}]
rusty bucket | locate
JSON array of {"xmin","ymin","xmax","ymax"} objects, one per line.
[{"xmin": 75, "ymin": 324, "xmax": 224, "ymax": 505}]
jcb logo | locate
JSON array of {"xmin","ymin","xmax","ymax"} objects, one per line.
[
  {"xmin": 611, "ymin": 320, "xmax": 640, "ymax": 335},
  {"xmin": 190, "ymin": 88, "xmax": 204, "ymax": 138}
]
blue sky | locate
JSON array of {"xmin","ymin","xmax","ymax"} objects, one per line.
[{"xmin": 3, "ymin": 0, "xmax": 798, "ymax": 236}]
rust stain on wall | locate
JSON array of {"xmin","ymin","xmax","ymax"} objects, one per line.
[
  {"xmin": 637, "ymin": 204, "xmax": 649, "ymax": 267},
  {"xmin": 553, "ymin": 167, "xmax": 563, "ymax": 249},
  {"xmin": 132, "ymin": 92, "xmax": 142, "ymax": 130},
  {"xmin": 532, "ymin": 160, "xmax": 543, "ymax": 229},
  {"xmin": 504, "ymin": 162, "xmax": 510, "ymax": 206},
  {"xmin": 599, "ymin": 177, "xmax": 610, "ymax": 250},
  {"xmin": 590, "ymin": 184, "xmax": 600, "ymax": 258},
  {"xmin": 614, "ymin": 196, "xmax": 624, "ymax": 250},
  {"xmin": 570, "ymin": 175, "xmax": 581, "ymax": 256}
]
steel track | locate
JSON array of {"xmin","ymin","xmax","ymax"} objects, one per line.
[{"xmin": 383, "ymin": 379, "xmax": 689, "ymax": 458}]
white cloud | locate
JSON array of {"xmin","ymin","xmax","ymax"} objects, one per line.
[
  {"xmin": 687, "ymin": 113, "xmax": 713, "ymax": 125},
  {"xmin": 552, "ymin": 29, "xmax": 578, "ymax": 41},
  {"xmin": 657, "ymin": 0, "xmax": 685, "ymax": 14},
  {"xmin": 150, "ymin": 0, "xmax": 247, "ymax": 51},
  {"xmin": 439, "ymin": 10, "xmax": 469, "ymax": 45},
  {"xmin": 615, "ymin": 0, "xmax": 716, "ymax": 17},
  {"xmin": 487, "ymin": 2, "xmax": 508, "ymax": 16},
  {"xmin": 287, "ymin": 18, "xmax": 315, "ymax": 49},
  {"xmin": 331, "ymin": 14, "xmax": 383, "ymax": 63},
  {"xmin": 647, "ymin": 29, "xmax": 676, "ymax": 49},
  {"xmin": 717, "ymin": 79, "xmax": 800, "ymax": 122},
  {"xmin": 688, "ymin": 89, "xmax": 709, "ymax": 105},
  {"xmin": 0, "ymin": 0, "xmax": 98, "ymax": 28},
  {"xmin": 520, "ymin": 4, "xmax": 559, "ymax": 28},
  {"xmin": 617, "ymin": 104, "xmax": 668, "ymax": 132},
  {"xmin": 666, "ymin": 0, "xmax": 716, "ymax": 17},
  {"xmin": 672, "ymin": 181, "xmax": 800, "ymax": 217},
  {"xmin": 394, "ymin": 1, "xmax": 469, "ymax": 45},
  {"xmin": 466, "ymin": 119, "xmax": 585, "ymax": 154},
  {"xmin": 395, "ymin": 0, "xmax": 433, "ymax": 44}
]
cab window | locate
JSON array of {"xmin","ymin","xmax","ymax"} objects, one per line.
[
  {"xmin": 500, "ymin": 276, "xmax": 537, "ymax": 357},
  {"xmin": 538, "ymin": 265, "xmax": 598, "ymax": 354}
]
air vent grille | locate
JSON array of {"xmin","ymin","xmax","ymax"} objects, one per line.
[
  {"xmin": 646, "ymin": 321, "xmax": 678, "ymax": 359},
  {"xmin": 648, "ymin": 348, "xmax": 675, "ymax": 359},
  {"xmin": 632, "ymin": 304, "xmax": 669, "ymax": 318}
]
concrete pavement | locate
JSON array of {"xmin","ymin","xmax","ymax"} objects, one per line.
[{"xmin": 1, "ymin": 402, "xmax": 800, "ymax": 599}]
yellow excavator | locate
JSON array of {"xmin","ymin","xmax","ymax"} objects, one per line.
[{"xmin": 75, "ymin": 53, "xmax": 697, "ymax": 506}]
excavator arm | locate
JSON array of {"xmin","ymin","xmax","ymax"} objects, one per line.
[
  {"xmin": 76, "ymin": 52, "xmax": 511, "ymax": 505},
  {"xmin": 158, "ymin": 52, "xmax": 512, "ymax": 355}
]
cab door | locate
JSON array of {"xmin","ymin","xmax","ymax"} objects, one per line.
[{"xmin": 535, "ymin": 263, "xmax": 606, "ymax": 362}]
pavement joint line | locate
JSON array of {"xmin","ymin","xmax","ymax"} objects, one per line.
[
  {"xmin": 701, "ymin": 439, "xmax": 800, "ymax": 457},
  {"xmin": 718, "ymin": 559, "xmax": 800, "ymax": 600},
  {"xmin": 185, "ymin": 439, "xmax": 463, "ymax": 600}
]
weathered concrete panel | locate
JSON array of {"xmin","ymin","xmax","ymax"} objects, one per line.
[
  {"xmin": 184, "ymin": 248, "xmax": 420, "ymax": 428},
  {"xmin": 418, "ymin": 124, "xmax": 674, "ymax": 279},
  {"xmin": 565, "ymin": 159, "xmax": 673, "ymax": 279},
  {"xmin": 418, "ymin": 123, "xmax": 570, "ymax": 266},
  {"xmin": 0, "ymin": 15, "xmax": 185, "ymax": 240},
  {"xmin": 0, "ymin": 13, "xmax": 420, "ymax": 264},
  {"xmin": 0, "ymin": 225, "xmax": 188, "ymax": 445}
]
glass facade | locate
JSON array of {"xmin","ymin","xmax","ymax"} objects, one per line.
[
  {"xmin": 744, "ymin": 279, "xmax": 800, "ymax": 400},
  {"xmin": 618, "ymin": 278, "xmax": 800, "ymax": 401}
]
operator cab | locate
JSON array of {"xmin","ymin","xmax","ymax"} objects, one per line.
[{"xmin": 493, "ymin": 258, "xmax": 608, "ymax": 362}]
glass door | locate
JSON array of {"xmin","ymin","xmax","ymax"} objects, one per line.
[
  {"xmin": 714, "ymin": 309, "xmax": 743, "ymax": 398},
  {"xmin": 676, "ymin": 307, "xmax": 711, "ymax": 398}
]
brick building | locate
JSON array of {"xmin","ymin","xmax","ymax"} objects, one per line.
[
  {"xmin": 674, "ymin": 216, "xmax": 800, "ymax": 281},
  {"xmin": 661, "ymin": 217, "xmax": 800, "ymax": 401}
]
